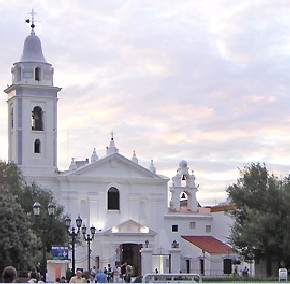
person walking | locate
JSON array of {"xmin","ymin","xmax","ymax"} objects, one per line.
[
  {"xmin": 125, "ymin": 265, "xmax": 133, "ymax": 283},
  {"xmin": 69, "ymin": 271, "xmax": 85, "ymax": 283},
  {"xmin": 107, "ymin": 264, "xmax": 113, "ymax": 283},
  {"xmin": 120, "ymin": 263, "xmax": 127, "ymax": 282},
  {"xmin": 95, "ymin": 269, "xmax": 107, "ymax": 283},
  {"xmin": 113, "ymin": 265, "xmax": 121, "ymax": 283}
]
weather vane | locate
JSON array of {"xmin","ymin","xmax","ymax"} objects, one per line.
[{"xmin": 25, "ymin": 9, "xmax": 36, "ymax": 34}]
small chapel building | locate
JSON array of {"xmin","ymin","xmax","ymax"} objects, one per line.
[{"xmin": 3, "ymin": 18, "xmax": 239, "ymax": 278}]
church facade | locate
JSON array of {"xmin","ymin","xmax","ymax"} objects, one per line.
[{"xmin": 4, "ymin": 22, "xmax": 239, "ymax": 278}]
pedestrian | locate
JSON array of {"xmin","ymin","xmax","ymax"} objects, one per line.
[
  {"xmin": 242, "ymin": 266, "xmax": 248, "ymax": 277},
  {"xmin": 69, "ymin": 271, "xmax": 85, "ymax": 283},
  {"xmin": 234, "ymin": 265, "xmax": 238, "ymax": 276},
  {"xmin": 125, "ymin": 265, "xmax": 132, "ymax": 283},
  {"xmin": 107, "ymin": 264, "xmax": 113, "ymax": 282},
  {"xmin": 120, "ymin": 263, "xmax": 127, "ymax": 282},
  {"xmin": 28, "ymin": 267, "xmax": 40, "ymax": 282},
  {"xmin": 113, "ymin": 265, "xmax": 121, "ymax": 283},
  {"xmin": 95, "ymin": 269, "xmax": 107, "ymax": 283},
  {"xmin": 2, "ymin": 266, "xmax": 17, "ymax": 283},
  {"xmin": 87, "ymin": 272, "xmax": 96, "ymax": 283},
  {"xmin": 91, "ymin": 266, "xmax": 97, "ymax": 275}
]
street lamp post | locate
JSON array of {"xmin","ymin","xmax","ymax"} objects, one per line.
[
  {"xmin": 33, "ymin": 202, "xmax": 56, "ymax": 282},
  {"xmin": 81, "ymin": 224, "xmax": 96, "ymax": 272},
  {"xmin": 65, "ymin": 216, "xmax": 83, "ymax": 276}
]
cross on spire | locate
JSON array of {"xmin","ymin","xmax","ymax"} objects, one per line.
[{"xmin": 25, "ymin": 9, "xmax": 37, "ymax": 34}]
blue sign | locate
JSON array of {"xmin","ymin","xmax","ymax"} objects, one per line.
[{"xmin": 51, "ymin": 246, "xmax": 69, "ymax": 260}]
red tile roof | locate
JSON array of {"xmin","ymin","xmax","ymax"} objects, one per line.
[
  {"xmin": 210, "ymin": 203, "xmax": 237, "ymax": 212},
  {"xmin": 182, "ymin": 236, "xmax": 236, "ymax": 254}
]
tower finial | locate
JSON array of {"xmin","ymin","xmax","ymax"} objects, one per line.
[
  {"xmin": 106, "ymin": 131, "xmax": 119, "ymax": 155},
  {"xmin": 25, "ymin": 9, "xmax": 37, "ymax": 35}
]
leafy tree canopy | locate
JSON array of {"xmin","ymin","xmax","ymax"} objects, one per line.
[
  {"xmin": 0, "ymin": 187, "xmax": 38, "ymax": 272},
  {"xmin": 227, "ymin": 163, "xmax": 290, "ymax": 275},
  {"xmin": 0, "ymin": 161, "xmax": 68, "ymax": 272}
]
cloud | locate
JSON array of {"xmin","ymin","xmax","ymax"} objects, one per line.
[{"xmin": 1, "ymin": 0, "xmax": 290, "ymax": 205}]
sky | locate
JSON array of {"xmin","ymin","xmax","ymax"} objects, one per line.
[{"xmin": 1, "ymin": 0, "xmax": 290, "ymax": 206}]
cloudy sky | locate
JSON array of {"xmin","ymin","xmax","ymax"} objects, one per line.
[{"xmin": 1, "ymin": 0, "xmax": 290, "ymax": 206}]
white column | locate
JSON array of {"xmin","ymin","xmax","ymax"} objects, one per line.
[
  {"xmin": 169, "ymin": 189, "xmax": 181, "ymax": 211},
  {"xmin": 141, "ymin": 248, "xmax": 153, "ymax": 275},
  {"xmin": 169, "ymin": 248, "xmax": 181, "ymax": 274}
]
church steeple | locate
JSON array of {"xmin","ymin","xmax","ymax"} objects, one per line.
[
  {"xmin": 169, "ymin": 160, "xmax": 199, "ymax": 212},
  {"xmin": 21, "ymin": 9, "xmax": 47, "ymax": 63},
  {"xmin": 4, "ymin": 10, "xmax": 61, "ymax": 177},
  {"xmin": 106, "ymin": 131, "xmax": 119, "ymax": 156}
]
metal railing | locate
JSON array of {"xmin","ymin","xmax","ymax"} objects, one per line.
[{"xmin": 142, "ymin": 273, "xmax": 202, "ymax": 283}]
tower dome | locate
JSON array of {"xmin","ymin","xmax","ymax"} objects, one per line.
[
  {"xmin": 20, "ymin": 33, "xmax": 47, "ymax": 63},
  {"xmin": 179, "ymin": 160, "xmax": 187, "ymax": 168},
  {"xmin": 10, "ymin": 23, "xmax": 54, "ymax": 86}
]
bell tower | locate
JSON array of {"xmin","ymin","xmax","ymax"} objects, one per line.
[
  {"xmin": 169, "ymin": 160, "xmax": 199, "ymax": 212},
  {"xmin": 4, "ymin": 11, "xmax": 61, "ymax": 177}
]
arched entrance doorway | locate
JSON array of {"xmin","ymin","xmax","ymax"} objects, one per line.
[{"xmin": 120, "ymin": 244, "xmax": 142, "ymax": 277}]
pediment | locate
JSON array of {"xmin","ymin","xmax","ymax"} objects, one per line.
[
  {"xmin": 62, "ymin": 153, "xmax": 168, "ymax": 181},
  {"xmin": 103, "ymin": 219, "xmax": 157, "ymax": 236}
]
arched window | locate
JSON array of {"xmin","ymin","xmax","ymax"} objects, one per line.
[
  {"xmin": 32, "ymin": 106, "xmax": 43, "ymax": 131},
  {"xmin": 35, "ymin": 67, "xmax": 41, "ymax": 81},
  {"xmin": 34, "ymin": 139, "xmax": 40, "ymax": 153},
  {"xmin": 108, "ymin": 187, "xmax": 120, "ymax": 210}
]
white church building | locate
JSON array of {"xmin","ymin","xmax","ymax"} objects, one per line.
[{"xmin": 3, "ymin": 19, "xmax": 239, "ymax": 278}]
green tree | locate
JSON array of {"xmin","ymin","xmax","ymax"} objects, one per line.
[
  {"xmin": 0, "ymin": 162, "xmax": 23, "ymax": 196},
  {"xmin": 227, "ymin": 163, "xmax": 290, "ymax": 276},
  {"xmin": 21, "ymin": 182, "xmax": 68, "ymax": 253},
  {"xmin": 0, "ymin": 161, "xmax": 68, "ymax": 272},
  {"xmin": 0, "ymin": 187, "xmax": 38, "ymax": 272}
]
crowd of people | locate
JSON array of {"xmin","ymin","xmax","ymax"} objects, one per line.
[
  {"xmin": 69, "ymin": 263, "xmax": 134, "ymax": 283},
  {"xmin": 1, "ymin": 263, "xmax": 137, "ymax": 283},
  {"xmin": 1, "ymin": 265, "xmax": 44, "ymax": 283}
]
